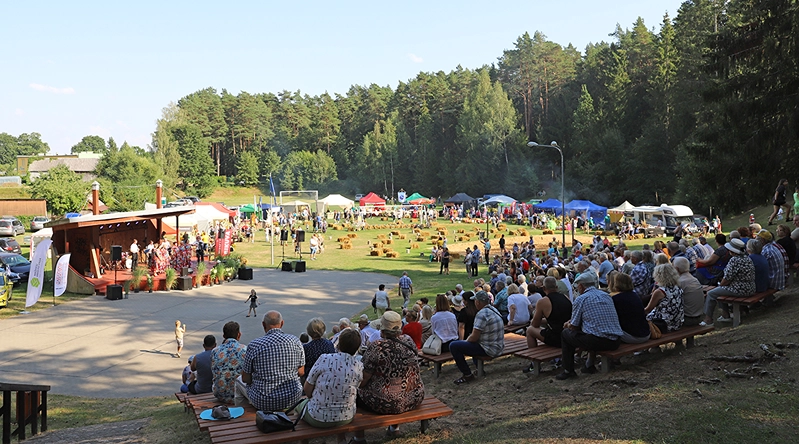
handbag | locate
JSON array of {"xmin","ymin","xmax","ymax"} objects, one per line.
[
  {"xmin": 648, "ymin": 320, "xmax": 662, "ymax": 339},
  {"xmin": 255, "ymin": 398, "xmax": 306, "ymax": 433},
  {"xmin": 422, "ymin": 333, "xmax": 443, "ymax": 355}
]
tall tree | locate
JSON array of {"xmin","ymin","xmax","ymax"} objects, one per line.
[
  {"xmin": 171, "ymin": 124, "xmax": 216, "ymax": 198},
  {"xmin": 29, "ymin": 164, "xmax": 89, "ymax": 215},
  {"xmin": 71, "ymin": 135, "xmax": 107, "ymax": 154}
]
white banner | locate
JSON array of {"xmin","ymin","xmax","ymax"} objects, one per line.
[
  {"xmin": 26, "ymin": 239, "xmax": 52, "ymax": 307},
  {"xmin": 54, "ymin": 253, "xmax": 71, "ymax": 297}
]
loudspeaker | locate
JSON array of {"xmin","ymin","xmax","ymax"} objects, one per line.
[
  {"xmin": 294, "ymin": 260, "xmax": 306, "ymax": 273},
  {"xmin": 281, "ymin": 261, "xmax": 293, "ymax": 272},
  {"xmin": 280, "ymin": 230, "xmax": 289, "ymax": 241},
  {"xmin": 111, "ymin": 245, "xmax": 122, "ymax": 261},
  {"xmin": 177, "ymin": 276, "xmax": 193, "ymax": 290},
  {"xmin": 106, "ymin": 284, "xmax": 123, "ymax": 300},
  {"xmin": 238, "ymin": 268, "xmax": 253, "ymax": 280},
  {"xmin": 296, "ymin": 231, "xmax": 305, "ymax": 243},
  {"xmin": 181, "ymin": 267, "xmax": 189, "ymax": 277}
]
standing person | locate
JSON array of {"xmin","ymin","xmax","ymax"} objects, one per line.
[
  {"xmin": 440, "ymin": 247, "xmax": 450, "ymax": 275},
  {"xmin": 245, "ymin": 289, "xmax": 258, "ymax": 317},
  {"xmin": 470, "ymin": 245, "xmax": 480, "ymax": 277},
  {"xmin": 398, "ymin": 271, "xmax": 413, "ymax": 309},
  {"xmin": 793, "ymin": 186, "xmax": 799, "ymax": 220},
  {"xmin": 463, "ymin": 248, "xmax": 472, "ymax": 275},
  {"xmin": 196, "ymin": 239, "xmax": 205, "ymax": 265},
  {"xmin": 373, "ymin": 284, "xmax": 390, "ymax": 317},
  {"xmin": 768, "ymin": 179, "xmax": 789, "ymax": 225},
  {"xmin": 211, "ymin": 322, "xmax": 247, "ymax": 404},
  {"xmin": 130, "ymin": 239, "xmax": 140, "ymax": 266},
  {"xmin": 175, "ymin": 320, "xmax": 187, "ymax": 358},
  {"xmin": 309, "ymin": 234, "xmax": 319, "ymax": 260},
  {"xmin": 499, "ymin": 234, "xmax": 506, "ymax": 253},
  {"xmin": 484, "ymin": 238, "xmax": 491, "ymax": 265}
]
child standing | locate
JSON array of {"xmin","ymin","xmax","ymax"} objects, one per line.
[
  {"xmin": 246, "ymin": 289, "xmax": 258, "ymax": 317},
  {"xmin": 175, "ymin": 320, "xmax": 186, "ymax": 358}
]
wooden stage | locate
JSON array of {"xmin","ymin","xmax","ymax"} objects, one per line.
[{"xmin": 83, "ymin": 260, "xmax": 216, "ymax": 295}]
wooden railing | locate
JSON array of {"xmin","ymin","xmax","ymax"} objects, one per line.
[{"xmin": 0, "ymin": 382, "xmax": 50, "ymax": 444}]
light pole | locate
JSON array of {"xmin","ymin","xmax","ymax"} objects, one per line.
[{"xmin": 528, "ymin": 141, "xmax": 566, "ymax": 259}]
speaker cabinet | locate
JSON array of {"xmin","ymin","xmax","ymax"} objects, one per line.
[
  {"xmin": 296, "ymin": 231, "xmax": 305, "ymax": 243},
  {"xmin": 181, "ymin": 266, "xmax": 189, "ymax": 277},
  {"xmin": 294, "ymin": 261, "xmax": 306, "ymax": 273},
  {"xmin": 238, "ymin": 268, "xmax": 253, "ymax": 280},
  {"xmin": 280, "ymin": 230, "xmax": 289, "ymax": 241},
  {"xmin": 106, "ymin": 284, "xmax": 123, "ymax": 300},
  {"xmin": 177, "ymin": 276, "xmax": 193, "ymax": 290},
  {"xmin": 111, "ymin": 245, "xmax": 122, "ymax": 261},
  {"xmin": 281, "ymin": 261, "xmax": 293, "ymax": 272}
]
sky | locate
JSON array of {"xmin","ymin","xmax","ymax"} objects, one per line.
[{"xmin": 1, "ymin": 0, "xmax": 686, "ymax": 155}]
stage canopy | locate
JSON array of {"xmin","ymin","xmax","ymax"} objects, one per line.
[{"xmin": 359, "ymin": 192, "xmax": 386, "ymax": 206}]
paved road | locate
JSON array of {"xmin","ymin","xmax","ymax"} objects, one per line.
[{"xmin": 0, "ymin": 268, "xmax": 393, "ymax": 398}]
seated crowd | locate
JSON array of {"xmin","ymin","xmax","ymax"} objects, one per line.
[{"xmin": 179, "ymin": 223, "xmax": 792, "ymax": 441}]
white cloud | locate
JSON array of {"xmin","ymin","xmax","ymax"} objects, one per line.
[
  {"xmin": 15, "ymin": 108, "xmax": 24, "ymax": 115},
  {"xmin": 29, "ymin": 83, "xmax": 75, "ymax": 94},
  {"xmin": 408, "ymin": 53, "xmax": 424, "ymax": 63}
]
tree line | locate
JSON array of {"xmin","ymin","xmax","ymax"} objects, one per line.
[{"xmin": 6, "ymin": 0, "xmax": 797, "ymax": 215}]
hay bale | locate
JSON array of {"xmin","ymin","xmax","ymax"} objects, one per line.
[
  {"xmin": 347, "ymin": 233, "xmax": 358, "ymax": 238},
  {"xmin": 411, "ymin": 243, "xmax": 419, "ymax": 249},
  {"xmin": 340, "ymin": 243, "xmax": 352, "ymax": 249},
  {"xmin": 385, "ymin": 239, "xmax": 393, "ymax": 244},
  {"xmin": 421, "ymin": 231, "xmax": 431, "ymax": 237},
  {"xmin": 382, "ymin": 248, "xmax": 392, "ymax": 254},
  {"xmin": 391, "ymin": 231, "xmax": 400, "ymax": 235},
  {"xmin": 370, "ymin": 250, "xmax": 383, "ymax": 256},
  {"xmin": 542, "ymin": 230, "xmax": 554, "ymax": 235},
  {"xmin": 451, "ymin": 253, "xmax": 461, "ymax": 259},
  {"xmin": 399, "ymin": 234, "xmax": 406, "ymax": 240},
  {"xmin": 337, "ymin": 237, "xmax": 350, "ymax": 242},
  {"xmin": 417, "ymin": 237, "xmax": 426, "ymax": 242},
  {"xmin": 373, "ymin": 242, "xmax": 383, "ymax": 249},
  {"xmin": 386, "ymin": 251, "xmax": 400, "ymax": 258},
  {"xmin": 457, "ymin": 229, "xmax": 465, "ymax": 234},
  {"xmin": 377, "ymin": 234, "xmax": 386, "ymax": 240}
]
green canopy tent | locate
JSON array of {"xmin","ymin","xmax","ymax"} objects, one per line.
[{"xmin": 239, "ymin": 204, "xmax": 258, "ymax": 214}]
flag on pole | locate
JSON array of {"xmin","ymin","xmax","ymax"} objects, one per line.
[
  {"xmin": 54, "ymin": 253, "xmax": 71, "ymax": 297},
  {"xmin": 269, "ymin": 175, "xmax": 276, "ymax": 205},
  {"xmin": 26, "ymin": 239, "xmax": 52, "ymax": 307}
]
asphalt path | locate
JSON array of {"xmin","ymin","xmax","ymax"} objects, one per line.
[{"xmin": 0, "ymin": 268, "xmax": 393, "ymax": 398}]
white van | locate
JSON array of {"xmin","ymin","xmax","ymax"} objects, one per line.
[{"xmin": 632, "ymin": 204, "xmax": 694, "ymax": 235}]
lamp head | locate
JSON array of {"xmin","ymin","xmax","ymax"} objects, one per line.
[
  {"xmin": 551, "ymin": 141, "xmax": 558, "ymax": 147},
  {"xmin": 527, "ymin": 141, "xmax": 538, "ymax": 147}
]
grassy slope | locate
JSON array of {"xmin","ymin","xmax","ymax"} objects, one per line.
[{"xmin": 8, "ymin": 203, "xmax": 798, "ymax": 443}]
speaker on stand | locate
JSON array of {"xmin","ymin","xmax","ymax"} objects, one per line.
[
  {"xmin": 276, "ymin": 229, "xmax": 289, "ymax": 270},
  {"xmin": 110, "ymin": 245, "xmax": 122, "ymax": 293},
  {"xmin": 296, "ymin": 230, "xmax": 305, "ymax": 261}
]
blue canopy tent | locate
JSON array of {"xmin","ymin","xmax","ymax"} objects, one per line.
[
  {"xmin": 565, "ymin": 200, "xmax": 608, "ymax": 226},
  {"xmin": 533, "ymin": 198, "xmax": 563, "ymax": 215}
]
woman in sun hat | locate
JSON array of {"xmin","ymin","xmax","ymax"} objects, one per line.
[{"xmin": 701, "ymin": 238, "xmax": 755, "ymax": 326}]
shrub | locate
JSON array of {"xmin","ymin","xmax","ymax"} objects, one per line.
[{"xmin": 164, "ymin": 268, "xmax": 177, "ymax": 290}]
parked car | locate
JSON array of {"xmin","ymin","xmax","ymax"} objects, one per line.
[
  {"xmin": 0, "ymin": 238, "xmax": 22, "ymax": 254},
  {"xmin": 30, "ymin": 216, "xmax": 50, "ymax": 231},
  {"xmin": 0, "ymin": 221, "xmax": 13, "ymax": 237},
  {"xmin": 354, "ymin": 194, "xmax": 365, "ymax": 202},
  {"xmin": 0, "ymin": 272, "xmax": 12, "ymax": 308},
  {"xmin": 183, "ymin": 196, "xmax": 200, "ymax": 203},
  {"xmin": 0, "ymin": 217, "xmax": 25, "ymax": 235},
  {"xmin": 0, "ymin": 253, "xmax": 30, "ymax": 284}
]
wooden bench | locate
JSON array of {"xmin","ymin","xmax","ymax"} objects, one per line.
[
  {"xmin": 178, "ymin": 394, "xmax": 452, "ymax": 444},
  {"xmin": 596, "ymin": 325, "xmax": 715, "ymax": 373},
  {"xmin": 504, "ymin": 323, "xmax": 528, "ymax": 334},
  {"xmin": 717, "ymin": 289, "xmax": 778, "ymax": 328},
  {"xmin": 419, "ymin": 333, "xmax": 528, "ymax": 377},
  {"xmin": 1, "ymin": 382, "xmax": 50, "ymax": 444},
  {"xmin": 513, "ymin": 345, "xmax": 562, "ymax": 376}
]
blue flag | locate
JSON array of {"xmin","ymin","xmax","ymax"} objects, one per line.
[{"xmin": 269, "ymin": 175, "xmax": 276, "ymax": 199}]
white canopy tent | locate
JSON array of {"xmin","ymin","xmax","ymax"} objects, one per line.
[
  {"xmin": 320, "ymin": 194, "xmax": 354, "ymax": 209},
  {"xmin": 483, "ymin": 195, "xmax": 517, "ymax": 205},
  {"xmin": 30, "ymin": 227, "xmax": 53, "ymax": 260},
  {"xmin": 609, "ymin": 201, "xmax": 636, "ymax": 213}
]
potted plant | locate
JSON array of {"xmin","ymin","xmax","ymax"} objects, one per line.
[
  {"xmin": 238, "ymin": 257, "xmax": 253, "ymax": 280},
  {"xmin": 195, "ymin": 261, "xmax": 207, "ymax": 287},
  {"xmin": 164, "ymin": 268, "xmax": 177, "ymax": 291},
  {"xmin": 146, "ymin": 275, "xmax": 154, "ymax": 293},
  {"xmin": 131, "ymin": 266, "xmax": 148, "ymax": 293},
  {"xmin": 123, "ymin": 279, "xmax": 131, "ymax": 297},
  {"xmin": 209, "ymin": 267, "xmax": 217, "ymax": 286},
  {"xmin": 214, "ymin": 263, "xmax": 226, "ymax": 284}
]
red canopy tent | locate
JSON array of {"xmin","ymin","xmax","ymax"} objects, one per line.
[{"xmin": 359, "ymin": 192, "xmax": 386, "ymax": 207}]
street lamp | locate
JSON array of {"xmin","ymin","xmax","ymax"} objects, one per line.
[{"xmin": 528, "ymin": 141, "xmax": 566, "ymax": 259}]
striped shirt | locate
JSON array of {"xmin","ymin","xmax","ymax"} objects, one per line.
[{"xmin": 761, "ymin": 242, "xmax": 788, "ymax": 290}]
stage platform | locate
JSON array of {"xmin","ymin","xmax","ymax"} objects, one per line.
[{"xmin": 83, "ymin": 260, "xmax": 215, "ymax": 295}]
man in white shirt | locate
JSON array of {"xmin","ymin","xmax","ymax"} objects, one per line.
[
  {"xmin": 507, "ymin": 287, "xmax": 532, "ymax": 326},
  {"xmin": 130, "ymin": 239, "xmax": 140, "ymax": 265}
]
